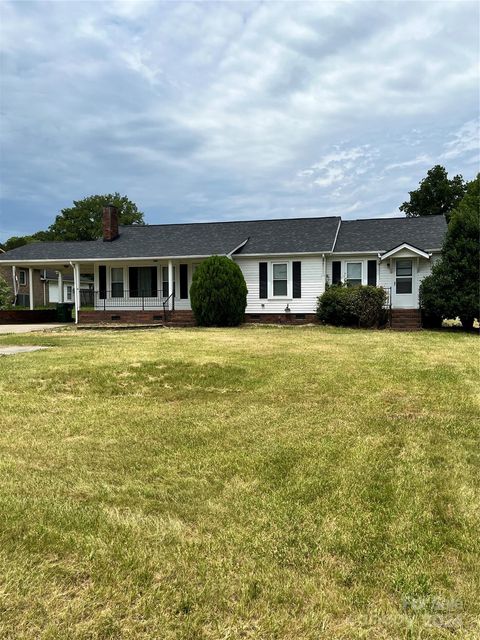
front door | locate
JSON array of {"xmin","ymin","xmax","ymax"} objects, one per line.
[{"xmin": 393, "ymin": 258, "xmax": 416, "ymax": 308}]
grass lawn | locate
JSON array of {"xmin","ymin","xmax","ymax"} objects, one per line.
[{"xmin": 0, "ymin": 326, "xmax": 478, "ymax": 639}]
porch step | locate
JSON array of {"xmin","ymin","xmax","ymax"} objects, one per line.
[{"xmin": 391, "ymin": 309, "xmax": 422, "ymax": 331}]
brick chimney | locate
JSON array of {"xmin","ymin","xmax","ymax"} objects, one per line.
[{"xmin": 103, "ymin": 204, "xmax": 119, "ymax": 242}]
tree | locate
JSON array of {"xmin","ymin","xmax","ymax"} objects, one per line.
[
  {"xmin": 190, "ymin": 256, "xmax": 247, "ymax": 326},
  {"xmin": 0, "ymin": 274, "xmax": 12, "ymax": 309},
  {"xmin": 0, "ymin": 231, "xmax": 50, "ymax": 252},
  {"xmin": 419, "ymin": 174, "xmax": 480, "ymax": 329},
  {"xmin": 46, "ymin": 193, "xmax": 145, "ymax": 241},
  {"xmin": 400, "ymin": 165, "xmax": 467, "ymax": 220}
]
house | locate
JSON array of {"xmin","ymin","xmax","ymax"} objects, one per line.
[
  {"xmin": 0, "ymin": 205, "xmax": 447, "ymax": 328},
  {"xmin": 0, "ymin": 264, "xmax": 47, "ymax": 307},
  {"xmin": 44, "ymin": 270, "xmax": 94, "ymax": 306},
  {"xmin": 0, "ymin": 265, "xmax": 94, "ymax": 307}
]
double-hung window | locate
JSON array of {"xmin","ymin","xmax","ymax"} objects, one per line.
[
  {"xmin": 66, "ymin": 285, "xmax": 73, "ymax": 301},
  {"xmin": 19, "ymin": 270, "xmax": 27, "ymax": 286},
  {"xmin": 111, "ymin": 268, "xmax": 124, "ymax": 298},
  {"xmin": 272, "ymin": 263, "xmax": 288, "ymax": 296},
  {"xmin": 346, "ymin": 262, "xmax": 362, "ymax": 287}
]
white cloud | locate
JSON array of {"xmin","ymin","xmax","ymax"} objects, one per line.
[
  {"xmin": 385, "ymin": 154, "xmax": 433, "ymax": 171},
  {"xmin": 441, "ymin": 119, "xmax": 479, "ymax": 160},
  {"xmin": 0, "ymin": 0, "xmax": 478, "ymax": 238}
]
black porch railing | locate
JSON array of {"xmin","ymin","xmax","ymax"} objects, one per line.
[{"xmin": 93, "ymin": 289, "xmax": 175, "ymax": 312}]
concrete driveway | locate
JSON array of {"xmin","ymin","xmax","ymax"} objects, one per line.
[{"xmin": 0, "ymin": 323, "xmax": 69, "ymax": 334}]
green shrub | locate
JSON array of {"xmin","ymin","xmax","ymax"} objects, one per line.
[
  {"xmin": 316, "ymin": 284, "xmax": 356, "ymax": 326},
  {"xmin": 0, "ymin": 275, "xmax": 12, "ymax": 310},
  {"xmin": 349, "ymin": 286, "xmax": 387, "ymax": 328},
  {"xmin": 190, "ymin": 255, "xmax": 247, "ymax": 327},
  {"xmin": 419, "ymin": 270, "xmax": 446, "ymax": 328},
  {"xmin": 317, "ymin": 284, "xmax": 386, "ymax": 328}
]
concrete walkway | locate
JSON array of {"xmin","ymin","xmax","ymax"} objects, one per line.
[
  {"xmin": 0, "ymin": 345, "xmax": 50, "ymax": 356},
  {"xmin": 0, "ymin": 323, "xmax": 69, "ymax": 334}
]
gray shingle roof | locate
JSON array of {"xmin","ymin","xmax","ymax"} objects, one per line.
[
  {"xmin": 333, "ymin": 216, "xmax": 447, "ymax": 253},
  {"xmin": 0, "ymin": 215, "xmax": 447, "ymax": 262},
  {"xmin": 0, "ymin": 217, "xmax": 341, "ymax": 261}
]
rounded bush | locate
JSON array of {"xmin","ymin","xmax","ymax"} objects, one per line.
[
  {"xmin": 349, "ymin": 286, "xmax": 387, "ymax": 328},
  {"xmin": 316, "ymin": 284, "xmax": 356, "ymax": 326},
  {"xmin": 317, "ymin": 284, "xmax": 386, "ymax": 328},
  {"xmin": 190, "ymin": 255, "xmax": 247, "ymax": 327}
]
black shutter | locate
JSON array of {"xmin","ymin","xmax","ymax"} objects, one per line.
[
  {"xmin": 179, "ymin": 264, "xmax": 188, "ymax": 299},
  {"xmin": 129, "ymin": 267, "xmax": 138, "ymax": 297},
  {"xmin": 99, "ymin": 265, "xmax": 107, "ymax": 299},
  {"xmin": 259, "ymin": 262, "xmax": 267, "ymax": 298},
  {"xmin": 332, "ymin": 261, "xmax": 341, "ymax": 284},
  {"xmin": 367, "ymin": 260, "xmax": 377, "ymax": 286},
  {"xmin": 149, "ymin": 266, "xmax": 157, "ymax": 296},
  {"xmin": 293, "ymin": 261, "xmax": 301, "ymax": 298}
]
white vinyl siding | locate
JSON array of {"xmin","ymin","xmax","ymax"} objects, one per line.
[{"xmin": 234, "ymin": 255, "xmax": 325, "ymax": 314}]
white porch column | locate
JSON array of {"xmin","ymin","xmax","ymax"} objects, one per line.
[
  {"xmin": 57, "ymin": 271, "xmax": 64, "ymax": 303},
  {"xmin": 72, "ymin": 262, "xmax": 80, "ymax": 324},
  {"xmin": 168, "ymin": 259, "xmax": 174, "ymax": 311},
  {"xmin": 28, "ymin": 267, "xmax": 34, "ymax": 310}
]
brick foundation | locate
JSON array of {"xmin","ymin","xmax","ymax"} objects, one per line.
[
  {"xmin": 78, "ymin": 310, "xmax": 318, "ymax": 326},
  {"xmin": 78, "ymin": 310, "xmax": 195, "ymax": 325},
  {"xmin": 0, "ymin": 309, "xmax": 58, "ymax": 324}
]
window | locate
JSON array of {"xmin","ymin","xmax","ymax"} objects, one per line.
[
  {"xmin": 66, "ymin": 285, "xmax": 73, "ymax": 301},
  {"xmin": 396, "ymin": 259, "xmax": 413, "ymax": 294},
  {"xmin": 272, "ymin": 263, "xmax": 288, "ymax": 296},
  {"xmin": 19, "ymin": 270, "xmax": 27, "ymax": 286},
  {"xmin": 111, "ymin": 268, "xmax": 124, "ymax": 298},
  {"xmin": 162, "ymin": 266, "xmax": 175, "ymax": 298},
  {"xmin": 346, "ymin": 262, "xmax": 362, "ymax": 287}
]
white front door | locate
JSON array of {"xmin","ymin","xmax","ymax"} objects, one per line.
[{"xmin": 393, "ymin": 258, "xmax": 416, "ymax": 308}]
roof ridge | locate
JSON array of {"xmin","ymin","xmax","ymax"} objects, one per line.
[
  {"xmin": 120, "ymin": 215, "xmax": 342, "ymax": 229},
  {"xmin": 342, "ymin": 215, "xmax": 445, "ymax": 223}
]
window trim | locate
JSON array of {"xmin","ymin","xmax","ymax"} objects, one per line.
[
  {"xmin": 19, "ymin": 269, "xmax": 27, "ymax": 286},
  {"xmin": 345, "ymin": 261, "xmax": 363, "ymax": 287},
  {"xmin": 269, "ymin": 261, "xmax": 291, "ymax": 299},
  {"xmin": 110, "ymin": 267, "xmax": 125, "ymax": 298},
  {"xmin": 66, "ymin": 285, "xmax": 73, "ymax": 301}
]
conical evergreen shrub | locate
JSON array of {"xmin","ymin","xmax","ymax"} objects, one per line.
[{"xmin": 190, "ymin": 255, "xmax": 247, "ymax": 326}]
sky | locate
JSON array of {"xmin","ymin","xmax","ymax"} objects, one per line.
[{"xmin": 0, "ymin": 0, "xmax": 478, "ymax": 241}]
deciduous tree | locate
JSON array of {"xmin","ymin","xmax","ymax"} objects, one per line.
[{"xmin": 400, "ymin": 165, "xmax": 466, "ymax": 220}]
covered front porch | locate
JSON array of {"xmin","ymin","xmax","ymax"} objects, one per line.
[
  {"xmin": 3, "ymin": 259, "xmax": 199, "ymax": 324},
  {"xmin": 77, "ymin": 259, "xmax": 198, "ymax": 325},
  {"xmin": 91, "ymin": 259, "xmax": 197, "ymax": 310}
]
